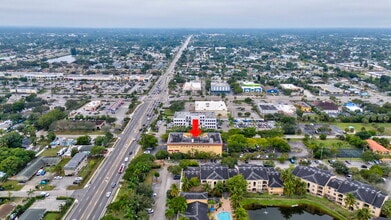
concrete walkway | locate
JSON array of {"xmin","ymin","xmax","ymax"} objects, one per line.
[{"xmin": 214, "ymin": 197, "xmax": 233, "ymax": 220}]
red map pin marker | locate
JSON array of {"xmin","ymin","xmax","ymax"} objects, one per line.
[{"xmin": 189, "ymin": 119, "xmax": 202, "ymax": 137}]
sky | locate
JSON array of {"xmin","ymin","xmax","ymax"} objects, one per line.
[{"xmin": 1, "ymin": 0, "xmax": 391, "ymax": 28}]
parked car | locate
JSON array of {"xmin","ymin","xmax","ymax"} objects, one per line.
[
  {"xmin": 361, "ymin": 165, "xmax": 368, "ymax": 169},
  {"xmin": 40, "ymin": 192, "xmax": 49, "ymax": 197},
  {"xmin": 173, "ymin": 175, "xmax": 181, "ymax": 180},
  {"xmin": 146, "ymin": 208, "xmax": 154, "ymax": 214},
  {"xmin": 54, "ymin": 176, "xmax": 63, "ymax": 180}
]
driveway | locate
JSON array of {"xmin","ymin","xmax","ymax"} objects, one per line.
[{"xmin": 152, "ymin": 164, "xmax": 180, "ymax": 220}]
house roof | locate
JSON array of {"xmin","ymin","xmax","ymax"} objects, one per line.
[
  {"xmin": 292, "ymin": 166, "xmax": 334, "ymax": 186},
  {"xmin": 366, "ymin": 139, "xmax": 390, "ymax": 154},
  {"xmin": 64, "ymin": 152, "xmax": 88, "ymax": 170},
  {"xmin": 313, "ymin": 101, "xmax": 339, "ymax": 111},
  {"xmin": 327, "ymin": 179, "xmax": 388, "ymax": 208},
  {"xmin": 237, "ymin": 165, "xmax": 268, "ymax": 180},
  {"xmin": 200, "ymin": 165, "xmax": 229, "ymax": 180},
  {"xmin": 183, "ymin": 167, "xmax": 200, "ymax": 180},
  {"xmin": 183, "ymin": 202, "xmax": 209, "ymax": 220},
  {"xmin": 18, "ymin": 209, "xmax": 46, "ymax": 220},
  {"xmin": 181, "ymin": 192, "xmax": 208, "ymax": 200}
]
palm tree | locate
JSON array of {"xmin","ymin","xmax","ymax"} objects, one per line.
[
  {"xmin": 27, "ymin": 189, "xmax": 34, "ymax": 198},
  {"xmin": 234, "ymin": 206, "xmax": 249, "ymax": 220},
  {"xmin": 203, "ymin": 183, "xmax": 211, "ymax": 194},
  {"xmin": 344, "ymin": 193, "xmax": 356, "ymax": 211},
  {"xmin": 355, "ymin": 208, "xmax": 371, "ymax": 220},
  {"xmin": 165, "ymin": 208, "xmax": 175, "ymax": 220},
  {"xmin": 181, "ymin": 177, "xmax": 191, "ymax": 192},
  {"xmin": 212, "ymin": 181, "xmax": 225, "ymax": 197},
  {"xmin": 170, "ymin": 184, "xmax": 180, "ymax": 198}
]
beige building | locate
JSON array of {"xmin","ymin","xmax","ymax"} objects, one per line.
[
  {"xmin": 293, "ymin": 166, "xmax": 388, "ymax": 217},
  {"xmin": 167, "ymin": 132, "xmax": 223, "ymax": 155},
  {"xmin": 194, "ymin": 101, "xmax": 228, "ymax": 118}
]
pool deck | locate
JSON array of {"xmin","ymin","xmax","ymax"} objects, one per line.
[{"xmin": 214, "ymin": 197, "xmax": 233, "ymax": 220}]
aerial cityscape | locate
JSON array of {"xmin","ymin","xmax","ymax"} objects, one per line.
[{"xmin": 0, "ymin": 1, "xmax": 390, "ymax": 220}]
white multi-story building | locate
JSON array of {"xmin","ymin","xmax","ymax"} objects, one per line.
[{"xmin": 173, "ymin": 112, "xmax": 217, "ymax": 129}]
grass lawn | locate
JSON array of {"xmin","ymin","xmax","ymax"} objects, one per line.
[
  {"xmin": 43, "ymin": 212, "xmax": 61, "ymax": 220},
  {"xmin": 164, "ymin": 109, "xmax": 174, "ymax": 117},
  {"xmin": 35, "ymin": 185, "xmax": 55, "ymax": 191},
  {"xmin": 40, "ymin": 146, "xmax": 64, "ymax": 157},
  {"xmin": 67, "ymin": 157, "xmax": 103, "ymax": 190},
  {"xmin": 0, "ymin": 180, "xmax": 24, "ymax": 191},
  {"xmin": 312, "ymin": 139, "xmax": 354, "ymax": 149},
  {"xmin": 331, "ymin": 122, "xmax": 391, "ymax": 136},
  {"xmin": 242, "ymin": 194, "xmax": 350, "ymax": 220}
]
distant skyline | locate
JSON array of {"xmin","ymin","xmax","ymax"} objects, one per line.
[{"xmin": 1, "ymin": 0, "xmax": 391, "ymax": 28}]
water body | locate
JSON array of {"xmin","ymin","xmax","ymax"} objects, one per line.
[{"xmin": 247, "ymin": 205, "xmax": 334, "ymax": 220}]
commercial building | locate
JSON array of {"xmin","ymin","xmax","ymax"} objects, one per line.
[
  {"xmin": 182, "ymin": 164, "xmax": 283, "ymax": 195},
  {"xmin": 241, "ymin": 82, "xmax": 262, "ymax": 93},
  {"xmin": 167, "ymin": 132, "xmax": 223, "ymax": 155},
  {"xmin": 280, "ymin": 84, "xmax": 302, "ymax": 91},
  {"xmin": 210, "ymin": 81, "xmax": 231, "ymax": 94},
  {"xmin": 293, "ymin": 166, "xmax": 388, "ymax": 217},
  {"xmin": 173, "ymin": 112, "xmax": 217, "ymax": 129},
  {"xmin": 366, "ymin": 139, "xmax": 391, "ymax": 154},
  {"xmin": 275, "ymin": 104, "xmax": 297, "ymax": 115},
  {"xmin": 263, "ymin": 86, "xmax": 279, "ymax": 94},
  {"xmin": 257, "ymin": 103, "xmax": 278, "ymax": 115},
  {"xmin": 313, "ymin": 101, "xmax": 341, "ymax": 114},
  {"xmin": 64, "ymin": 152, "xmax": 88, "ymax": 176},
  {"xmin": 82, "ymin": 101, "xmax": 101, "ymax": 112},
  {"xmin": 345, "ymin": 102, "xmax": 363, "ymax": 112},
  {"xmin": 10, "ymin": 87, "xmax": 39, "ymax": 94},
  {"xmin": 295, "ymin": 102, "xmax": 312, "ymax": 112},
  {"xmin": 183, "ymin": 81, "xmax": 202, "ymax": 91},
  {"xmin": 194, "ymin": 101, "xmax": 228, "ymax": 117}
]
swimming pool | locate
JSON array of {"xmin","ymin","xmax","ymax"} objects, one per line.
[{"xmin": 217, "ymin": 211, "xmax": 231, "ymax": 220}]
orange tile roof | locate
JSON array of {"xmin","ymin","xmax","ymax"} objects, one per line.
[{"xmin": 366, "ymin": 139, "xmax": 391, "ymax": 153}]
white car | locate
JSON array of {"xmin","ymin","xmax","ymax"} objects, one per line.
[
  {"xmin": 146, "ymin": 208, "xmax": 154, "ymax": 214},
  {"xmin": 106, "ymin": 192, "xmax": 111, "ymax": 198},
  {"xmin": 54, "ymin": 176, "xmax": 63, "ymax": 180},
  {"xmin": 143, "ymin": 150, "xmax": 151, "ymax": 154},
  {"xmin": 124, "ymin": 157, "xmax": 129, "ymax": 162},
  {"xmin": 40, "ymin": 192, "xmax": 50, "ymax": 197}
]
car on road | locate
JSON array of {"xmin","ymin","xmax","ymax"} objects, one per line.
[
  {"xmin": 106, "ymin": 192, "xmax": 111, "ymax": 198},
  {"xmin": 146, "ymin": 208, "xmax": 154, "ymax": 214},
  {"xmin": 54, "ymin": 176, "xmax": 63, "ymax": 180},
  {"xmin": 111, "ymin": 182, "xmax": 117, "ymax": 188},
  {"xmin": 152, "ymin": 192, "xmax": 157, "ymax": 197},
  {"xmin": 124, "ymin": 157, "xmax": 129, "ymax": 162},
  {"xmin": 144, "ymin": 150, "xmax": 151, "ymax": 154},
  {"xmin": 345, "ymin": 161, "xmax": 351, "ymax": 165},
  {"xmin": 129, "ymin": 151, "xmax": 133, "ymax": 155},
  {"xmin": 40, "ymin": 192, "xmax": 50, "ymax": 197}
]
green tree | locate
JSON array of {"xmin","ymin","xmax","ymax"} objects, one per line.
[
  {"xmin": 71, "ymin": 148, "xmax": 79, "ymax": 157},
  {"xmin": 354, "ymin": 208, "xmax": 371, "ymax": 220},
  {"xmin": 154, "ymin": 172, "xmax": 160, "ymax": 182},
  {"xmin": 168, "ymin": 165, "xmax": 182, "ymax": 175},
  {"xmin": 47, "ymin": 132, "xmax": 56, "ymax": 142},
  {"xmin": 181, "ymin": 177, "xmax": 191, "ymax": 192},
  {"xmin": 94, "ymin": 136, "xmax": 109, "ymax": 147},
  {"xmin": 234, "ymin": 206, "xmax": 249, "ymax": 220},
  {"xmin": 139, "ymin": 134, "xmax": 158, "ymax": 150},
  {"xmin": 221, "ymin": 157, "xmax": 238, "ymax": 168},
  {"xmin": 90, "ymin": 146, "xmax": 106, "ymax": 156},
  {"xmin": 0, "ymin": 131, "xmax": 23, "ymax": 148},
  {"xmin": 165, "ymin": 208, "xmax": 176, "ymax": 220},
  {"xmin": 168, "ymin": 196, "xmax": 187, "ymax": 214},
  {"xmin": 211, "ymin": 181, "xmax": 225, "ymax": 197},
  {"xmin": 37, "ymin": 109, "xmax": 66, "ymax": 130},
  {"xmin": 155, "ymin": 150, "xmax": 169, "ymax": 159},
  {"xmin": 170, "ymin": 184, "xmax": 180, "ymax": 198},
  {"xmin": 76, "ymin": 135, "xmax": 91, "ymax": 145},
  {"xmin": 344, "ymin": 193, "xmax": 356, "ymax": 210},
  {"xmin": 381, "ymin": 200, "xmax": 391, "ymax": 218},
  {"xmin": 226, "ymin": 174, "xmax": 247, "ymax": 208}
]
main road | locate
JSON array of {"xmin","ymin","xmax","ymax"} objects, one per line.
[{"xmin": 66, "ymin": 35, "xmax": 192, "ymax": 220}]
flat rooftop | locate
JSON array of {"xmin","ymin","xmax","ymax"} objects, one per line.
[
  {"xmin": 174, "ymin": 112, "xmax": 216, "ymax": 118},
  {"xmin": 258, "ymin": 104, "xmax": 277, "ymax": 110},
  {"xmin": 167, "ymin": 132, "xmax": 222, "ymax": 144},
  {"xmin": 195, "ymin": 101, "xmax": 227, "ymax": 111}
]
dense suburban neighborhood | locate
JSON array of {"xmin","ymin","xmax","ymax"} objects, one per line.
[{"xmin": 0, "ymin": 28, "xmax": 390, "ymax": 220}]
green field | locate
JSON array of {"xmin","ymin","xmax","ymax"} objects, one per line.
[
  {"xmin": 0, "ymin": 180, "xmax": 23, "ymax": 191},
  {"xmin": 43, "ymin": 212, "xmax": 61, "ymax": 220},
  {"xmin": 40, "ymin": 146, "xmax": 64, "ymax": 157},
  {"xmin": 332, "ymin": 123, "xmax": 391, "ymax": 136},
  {"xmin": 312, "ymin": 139, "xmax": 354, "ymax": 149}
]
